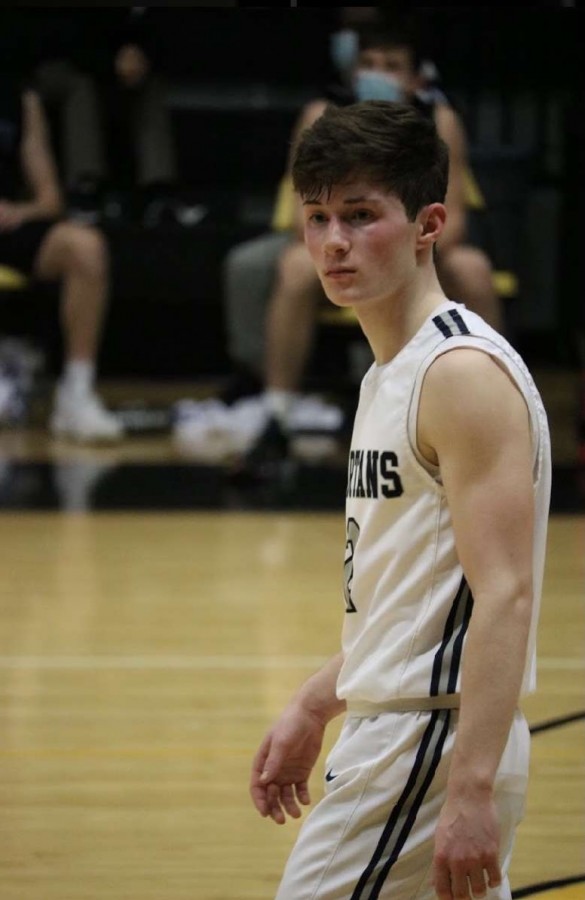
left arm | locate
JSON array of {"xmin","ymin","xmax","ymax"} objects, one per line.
[
  {"xmin": 0, "ymin": 90, "xmax": 63, "ymax": 231},
  {"xmin": 417, "ymin": 348, "xmax": 535, "ymax": 900}
]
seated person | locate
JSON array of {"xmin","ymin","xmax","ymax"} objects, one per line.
[
  {"xmin": 0, "ymin": 74, "xmax": 123, "ymax": 442},
  {"xmin": 223, "ymin": 21, "xmax": 504, "ymax": 473},
  {"xmin": 31, "ymin": 7, "xmax": 184, "ymax": 226}
]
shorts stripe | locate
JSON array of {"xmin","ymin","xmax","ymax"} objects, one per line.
[
  {"xmin": 350, "ymin": 709, "xmax": 452, "ymax": 899},
  {"xmin": 430, "ymin": 576, "xmax": 474, "ymax": 696}
]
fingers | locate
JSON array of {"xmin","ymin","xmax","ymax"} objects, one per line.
[
  {"xmin": 265, "ymin": 782, "xmax": 286, "ymax": 825},
  {"xmin": 433, "ymin": 862, "xmax": 453, "ymax": 900},
  {"xmin": 249, "ymin": 738, "xmax": 271, "ymax": 816},
  {"xmin": 251, "ymin": 774, "xmax": 311, "ymax": 825},
  {"xmin": 485, "ymin": 860, "xmax": 502, "ymax": 890},
  {"xmin": 280, "ymin": 784, "xmax": 302, "ymax": 820},
  {"xmin": 252, "ymin": 780, "xmax": 311, "ymax": 824},
  {"xmin": 433, "ymin": 863, "xmax": 502, "ymax": 900},
  {"xmin": 295, "ymin": 779, "xmax": 311, "ymax": 807}
]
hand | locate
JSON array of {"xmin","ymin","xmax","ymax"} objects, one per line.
[
  {"xmin": 0, "ymin": 201, "xmax": 30, "ymax": 231},
  {"xmin": 250, "ymin": 702, "xmax": 326, "ymax": 825},
  {"xmin": 433, "ymin": 793, "xmax": 502, "ymax": 899},
  {"xmin": 115, "ymin": 44, "xmax": 150, "ymax": 87}
]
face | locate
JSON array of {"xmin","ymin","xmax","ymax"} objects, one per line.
[
  {"xmin": 355, "ymin": 46, "xmax": 420, "ymax": 97},
  {"xmin": 302, "ymin": 181, "xmax": 420, "ymax": 310}
]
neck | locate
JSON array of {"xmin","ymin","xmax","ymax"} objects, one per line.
[{"xmin": 356, "ymin": 268, "xmax": 447, "ymax": 366}]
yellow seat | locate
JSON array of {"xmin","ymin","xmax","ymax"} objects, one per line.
[
  {"xmin": 319, "ymin": 307, "xmax": 361, "ymax": 327},
  {"xmin": 318, "ymin": 266, "xmax": 519, "ymax": 329},
  {"xmin": 492, "ymin": 270, "xmax": 519, "ymax": 298},
  {"xmin": 0, "ymin": 266, "xmax": 29, "ymax": 291}
]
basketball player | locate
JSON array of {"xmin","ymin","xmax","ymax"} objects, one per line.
[
  {"xmin": 233, "ymin": 20, "xmax": 504, "ymax": 476},
  {"xmin": 249, "ymin": 101, "xmax": 551, "ymax": 899}
]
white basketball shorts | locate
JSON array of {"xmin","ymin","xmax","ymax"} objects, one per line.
[{"xmin": 275, "ymin": 707, "xmax": 530, "ymax": 900}]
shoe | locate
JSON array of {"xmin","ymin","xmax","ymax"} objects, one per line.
[
  {"xmin": 142, "ymin": 196, "xmax": 207, "ymax": 229},
  {"xmin": 230, "ymin": 415, "xmax": 291, "ymax": 484},
  {"xmin": 67, "ymin": 174, "xmax": 103, "ymax": 226},
  {"xmin": 218, "ymin": 368, "xmax": 262, "ymax": 406},
  {"xmin": 50, "ymin": 389, "xmax": 125, "ymax": 443}
]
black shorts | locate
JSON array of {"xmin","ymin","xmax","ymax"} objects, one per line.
[{"xmin": 0, "ymin": 218, "xmax": 59, "ymax": 276}]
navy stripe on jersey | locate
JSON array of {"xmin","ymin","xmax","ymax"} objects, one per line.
[
  {"xmin": 432, "ymin": 309, "xmax": 470, "ymax": 339},
  {"xmin": 430, "ymin": 577, "xmax": 474, "ymax": 696},
  {"xmin": 448, "ymin": 308, "xmax": 470, "ymax": 335},
  {"xmin": 432, "ymin": 314, "xmax": 453, "ymax": 338},
  {"xmin": 350, "ymin": 709, "xmax": 452, "ymax": 899}
]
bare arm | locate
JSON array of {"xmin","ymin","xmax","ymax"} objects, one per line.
[
  {"xmin": 418, "ymin": 349, "xmax": 535, "ymax": 898},
  {"xmin": 434, "ymin": 104, "xmax": 469, "ymax": 251},
  {"xmin": 250, "ymin": 652, "xmax": 346, "ymax": 824},
  {"xmin": 290, "ymin": 650, "xmax": 346, "ymax": 724},
  {"xmin": 19, "ymin": 90, "xmax": 63, "ymax": 220},
  {"xmin": 286, "ymin": 98, "xmax": 328, "ymax": 238}
]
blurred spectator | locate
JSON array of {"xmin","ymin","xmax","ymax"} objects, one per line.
[
  {"xmin": 224, "ymin": 16, "xmax": 504, "ymax": 477},
  {"xmin": 11, "ymin": 8, "xmax": 188, "ymax": 227},
  {"xmin": 0, "ymin": 73, "xmax": 123, "ymax": 442}
]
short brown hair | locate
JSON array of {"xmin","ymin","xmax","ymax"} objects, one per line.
[{"xmin": 291, "ymin": 100, "xmax": 449, "ymax": 221}]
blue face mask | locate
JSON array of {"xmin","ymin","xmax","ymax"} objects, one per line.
[{"xmin": 353, "ymin": 70, "xmax": 406, "ymax": 103}]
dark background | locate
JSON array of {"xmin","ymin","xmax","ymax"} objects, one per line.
[{"xmin": 0, "ymin": 6, "xmax": 582, "ymax": 381}]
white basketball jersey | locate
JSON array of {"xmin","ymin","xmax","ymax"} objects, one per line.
[{"xmin": 337, "ymin": 301, "xmax": 551, "ymax": 706}]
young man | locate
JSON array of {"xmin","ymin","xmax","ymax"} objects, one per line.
[
  {"xmin": 250, "ymin": 101, "xmax": 551, "ymax": 899},
  {"xmin": 0, "ymin": 76, "xmax": 123, "ymax": 441},
  {"xmin": 229, "ymin": 22, "xmax": 503, "ymax": 476}
]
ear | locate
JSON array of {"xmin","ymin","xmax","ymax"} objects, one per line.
[{"xmin": 416, "ymin": 203, "xmax": 446, "ymax": 250}]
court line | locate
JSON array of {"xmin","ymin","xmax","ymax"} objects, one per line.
[
  {"xmin": 537, "ymin": 658, "xmax": 585, "ymax": 670},
  {"xmin": 512, "ymin": 873, "xmax": 585, "ymax": 898},
  {"xmin": 529, "ymin": 709, "xmax": 585, "ymax": 735},
  {"xmin": 0, "ymin": 655, "xmax": 330, "ymax": 670},
  {"xmin": 0, "ymin": 655, "xmax": 581, "ymax": 670}
]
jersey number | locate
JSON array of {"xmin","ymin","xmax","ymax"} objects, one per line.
[{"xmin": 344, "ymin": 518, "xmax": 360, "ymax": 613}]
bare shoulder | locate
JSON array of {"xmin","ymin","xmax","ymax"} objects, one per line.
[
  {"xmin": 425, "ymin": 348, "xmax": 520, "ymax": 402},
  {"xmin": 21, "ymin": 88, "xmax": 41, "ymax": 113},
  {"xmin": 421, "ymin": 348, "xmax": 529, "ymax": 435},
  {"xmin": 418, "ymin": 348, "xmax": 531, "ymax": 466},
  {"xmin": 299, "ymin": 98, "xmax": 328, "ymax": 129},
  {"xmin": 433, "ymin": 102, "xmax": 467, "ymax": 147}
]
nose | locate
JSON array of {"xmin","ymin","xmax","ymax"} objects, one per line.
[{"xmin": 324, "ymin": 219, "xmax": 350, "ymax": 255}]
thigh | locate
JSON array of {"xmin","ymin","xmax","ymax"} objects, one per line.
[
  {"xmin": 276, "ymin": 710, "xmax": 448, "ymax": 900},
  {"xmin": 226, "ymin": 231, "xmax": 291, "ymax": 277},
  {"xmin": 275, "ymin": 710, "xmax": 529, "ymax": 900}
]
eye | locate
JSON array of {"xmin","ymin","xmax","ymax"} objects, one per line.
[
  {"xmin": 307, "ymin": 212, "xmax": 327, "ymax": 225},
  {"xmin": 351, "ymin": 209, "xmax": 374, "ymax": 223}
]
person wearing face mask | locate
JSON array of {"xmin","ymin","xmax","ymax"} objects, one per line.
[{"xmin": 223, "ymin": 20, "xmax": 504, "ymax": 480}]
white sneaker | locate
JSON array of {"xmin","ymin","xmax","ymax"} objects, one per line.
[{"xmin": 50, "ymin": 388, "xmax": 125, "ymax": 443}]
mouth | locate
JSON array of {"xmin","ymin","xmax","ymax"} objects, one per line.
[{"xmin": 324, "ymin": 267, "xmax": 356, "ymax": 278}]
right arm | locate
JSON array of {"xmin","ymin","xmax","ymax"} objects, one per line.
[
  {"xmin": 434, "ymin": 103, "xmax": 469, "ymax": 251},
  {"xmin": 250, "ymin": 652, "xmax": 346, "ymax": 824}
]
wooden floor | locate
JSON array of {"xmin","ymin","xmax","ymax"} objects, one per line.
[{"xmin": 0, "ymin": 509, "xmax": 582, "ymax": 899}]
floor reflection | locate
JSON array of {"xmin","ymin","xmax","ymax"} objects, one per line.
[{"xmin": 0, "ymin": 455, "xmax": 582, "ymax": 514}]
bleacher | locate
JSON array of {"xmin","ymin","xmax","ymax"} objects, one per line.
[{"xmin": 1, "ymin": 8, "xmax": 579, "ymax": 380}]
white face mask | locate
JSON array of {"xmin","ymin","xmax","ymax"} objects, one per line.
[{"xmin": 352, "ymin": 69, "xmax": 406, "ymax": 103}]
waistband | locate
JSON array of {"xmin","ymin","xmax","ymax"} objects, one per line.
[{"xmin": 346, "ymin": 694, "xmax": 461, "ymax": 717}]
